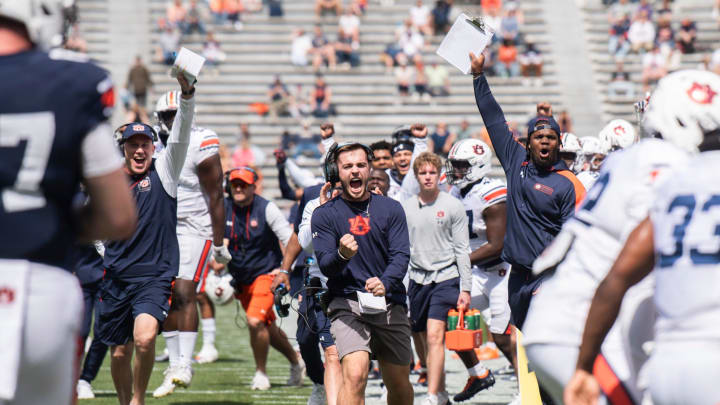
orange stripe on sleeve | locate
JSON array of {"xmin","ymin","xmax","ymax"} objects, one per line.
[
  {"xmin": 593, "ymin": 354, "xmax": 635, "ymax": 405},
  {"xmin": 200, "ymin": 139, "xmax": 220, "ymax": 148},
  {"xmin": 484, "ymin": 189, "xmax": 507, "ymax": 201},
  {"xmin": 557, "ymin": 170, "xmax": 586, "ymax": 211}
]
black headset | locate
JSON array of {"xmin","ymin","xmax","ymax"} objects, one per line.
[
  {"xmin": 113, "ymin": 122, "xmax": 159, "ymax": 145},
  {"xmin": 224, "ymin": 167, "xmax": 259, "ymax": 195},
  {"xmin": 322, "ymin": 142, "xmax": 375, "ymax": 184}
]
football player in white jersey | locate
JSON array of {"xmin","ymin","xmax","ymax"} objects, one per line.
[
  {"xmin": 151, "ymin": 91, "xmax": 232, "ymax": 397},
  {"xmin": 446, "ymin": 139, "xmax": 515, "ymax": 402},
  {"xmin": 598, "ymin": 119, "xmax": 636, "ymax": 153},
  {"xmin": 559, "ymin": 133, "xmax": 582, "ymax": 174},
  {"xmin": 565, "ymin": 70, "xmax": 720, "ymax": 405},
  {"xmin": 575, "ymin": 136, "xmax": 610, "ymax": 191}
]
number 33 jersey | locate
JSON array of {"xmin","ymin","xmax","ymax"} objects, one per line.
[
  {"xmin": 0, "ymin": 49, "xmax": 118, "ymax": 269},
  {"xmin": 651, "ymin": 150, "xmax": 720, "ymax": 342}
]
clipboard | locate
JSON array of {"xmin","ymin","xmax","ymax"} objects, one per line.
[{"xmin": 436, "ymin": 13, "xmax": 495, "ymax": 74}]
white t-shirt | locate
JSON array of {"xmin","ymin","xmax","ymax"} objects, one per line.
[
  {"xmin": 339, "ymin": 14, "xmax": 360, "ymax": 33},
  {"xmin": 410, "ymin": 5, "xmax": 430, "ymax": 26},
  {"xmin": 176, "ymin": 127, "xmax": 220, "ymax": 238}
]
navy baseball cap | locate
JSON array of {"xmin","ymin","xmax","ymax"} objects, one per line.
[
  {"xmin": 391, "ymin": 140, "xmax": 414, "ymax": 155},
  {"xmin": 526, "ymin": 115, "xmax": 561, "ymax": 137},
  {"xmin": 121, "ymin": 122, "xmax": 156, "ymax": 142}
]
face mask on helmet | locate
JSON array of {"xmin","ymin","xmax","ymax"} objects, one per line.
[{"xmin": 445, "ymin": 159, "xmax": 472, "ymax": 185}]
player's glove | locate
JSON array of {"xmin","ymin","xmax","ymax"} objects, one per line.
[{"xmin": 212, "ymin": 244, "xmax": 232, "ymax": 265}]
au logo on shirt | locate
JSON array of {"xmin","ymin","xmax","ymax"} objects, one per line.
[
  {"xmin": 138, "ymin": 177, "xmax": 151, "ymax": 192},
  {"xmin": 348, "ymin": 215, "xmax": 371, "ymax": 236}
]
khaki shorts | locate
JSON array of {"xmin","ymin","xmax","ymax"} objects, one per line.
[{"xmin": 328, "ymin": 297, "xmax": 412, "ymax": 366}]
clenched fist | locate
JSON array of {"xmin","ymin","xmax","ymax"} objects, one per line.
[
  {"xmin": 338, "ymin": 233, "xmax": 358, "ymax": 260},
  {"xmin": 365, "ymin": 277, "xmax": 386, "ymax": 297},
  {"xmin": 410, "ymin": 123, "xmax": 427, "ymax": 139}
]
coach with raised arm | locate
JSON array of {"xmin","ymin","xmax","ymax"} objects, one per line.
[
  {"xmin": 311, "ymin": 142, "xmax": 413, "ymax": 405},
  {"xmin": 469, "ymin": 52, "xmax": 586, "ymax": 330}
]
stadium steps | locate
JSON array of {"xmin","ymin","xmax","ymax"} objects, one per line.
[{"xmin": 581, "ymin": 0, "xmax": 719, "ymax": 124}]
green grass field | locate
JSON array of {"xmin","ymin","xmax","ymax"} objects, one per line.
[{"xmin": 87, "ymin": 302, "xmax": 313, "ymax": 405}]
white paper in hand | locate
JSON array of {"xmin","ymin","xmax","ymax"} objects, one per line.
[
  {"xmin": 357, "ymin": 291, "xmax": 387, "ymax": 314},
  {"xmin": 436, "ymin": 13, "xmax": 494, "ymax": 74},
  {"xmin": 171, "ymin": 47, "xmax": 206, "ymax": 84}
]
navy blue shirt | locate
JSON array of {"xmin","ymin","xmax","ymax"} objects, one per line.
[
  {"xmin": 0, "ymin": 49, "xmax": 113, "ymax": 270},
  {"xmin": 104, "ymin": 162, "xmax": 179, "ymax": 281},
  {"xmin": 72, "ymin": 245, "xmax": 104, "ymax": 286},
  {"xmin": 311, "ymin": 194, "xmax": 410, "ymax": 305},
  {"xmin": 225, "ymin": 195, "xmax": 284, "ymax": 285},
  {"xmin": 473, "ymin": 75, "xmax": 585, "ymax": 270}
]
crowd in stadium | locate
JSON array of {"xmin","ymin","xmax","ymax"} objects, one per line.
[{"xmin": 2, "ymin": 1, "xmax": 720, "ymax": 405}]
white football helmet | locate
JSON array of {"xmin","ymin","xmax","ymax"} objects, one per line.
[
  {"xmin": 560, "ymin": 132, "xmax": 582, "ymax": 154},
  {"xmin": 0, "ymin": 0, "xmax": 65, "ymax": 49},
  {"xmin": 579, "ymin": 136, "xmax": 610, "ymax": 172},
  {"xmin": 446, "ymin": 138, "xmax": 493, "ymax": 189},
  {"xmin": 644, "ymin": 69, "xmax": 720, "ymax": 153},
  {"xmin": 203, "ymin": 271, "xmax": 235, "ymax": 306},
  {"xmin": 599, "ymin": 119, "xmax": 637, "ymax": 151}
]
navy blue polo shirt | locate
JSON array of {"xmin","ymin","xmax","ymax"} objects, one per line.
[
  {"xmin": 473, "ymin": 75, "xmax": 586, "ymax": 270},
  {"xmin": 311, "ymin": 194, "xmax": 410, "ymax": 305}
]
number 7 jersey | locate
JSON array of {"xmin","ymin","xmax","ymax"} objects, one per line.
[
  {"xmin": 0, "ymin": 49, "xmax": 116, "ymax": 269},
  {"xmin": 651, "ymin": 150, "xmax": 720, "ymax": 342}
]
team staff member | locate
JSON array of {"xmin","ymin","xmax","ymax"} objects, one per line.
[
  {"xmin": 311, "ymin": 143, "xmax": 414, "ymax": 405},
  {"xmin": 223, "ymin": 166, "xmax": 305, "ymax": 391},
  {"xmin": 0, "ymin": 4, "xmax": 136, "ymax": 404},
  {"xmin": 469, "ymin": 52, "xmax": 586, "ymax": 329},
  {"xmin": 152, "ymin": 89, "xmax": 231, "ymax": 397},
  {"xmin": 403, "ymin": 152, "xmax": 472, "ymax": 405},
  {"xmin": 98, "ymin": 72, "xmax": 194, "ymax": 405}
]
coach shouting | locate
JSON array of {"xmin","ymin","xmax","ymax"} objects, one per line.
[
  {"xmin": 469, "ymin": 52, "xmax": 586, "ymax": 330},
  {"xmin": 311, "ymin": 143, "xmax": 413, "ymax": 405}
]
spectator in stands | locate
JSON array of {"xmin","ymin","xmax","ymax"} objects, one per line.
[
  {"xmin": 558, "ymin": 110, "xmax": 573, "ymax": 134},
  {"xmin": 268, "ymin": 76, "xmax": 291, "ymax": 118},
  {"xmin": 292, "ymin": 124, "xmax": 323, "ymax": 164},
  {"xmin": 428, "ymin": 122, "xmax": 454, "ymax": 158},
  {"xmin": 427, "ymin": 61, "xmax": 450, "ymax": 97},
  {"xmin": 607, "ymin": 0, "xmax": 634, "ymax": 25},
  {"xmin": 519, "ymin": 41, "xmax": 543, "ymax": 86},
  {"xmin": 126, "ymin": 56, "xmax": 153, "ymax": 113},
  {"xmin": 496, "ymin": 39, "xmax": 519, "ymax": 77},
  {"xmin": 397, "ymin": 18, "xmax": 425, "ymax": 64},
  {"xmin": 290, "ymin": 84, "xmax": 312, "ymax": 118},
  {"xmin": 431, "ymin": 0, "xmax": 452, "ymax": 34},
  {"xmin": 483, "ymin": 6, "xmax": 502, "ymax": 35},
  {"xmin": 500, "ymin": 4, "xmax": 522, "ymax": 43},
  {"xmin": 232, "ymin": 123, "xmax": 266, "ymax": 171},
  {"xmin": 310, "ymin": 74, "xmax": 336, "ymax": 118},
  {"xmin": 316, "ymin": 0, "xmax": 341, "ymax": 17},
  {"xmin": 350, "ymin": 0, "xmax": 367, "ymax": 15},
  {"xmin": 209, "ymin": 0, "xmax": 227, "ymax": 25},
  {"xmin": 203, "ymin": 31, "xmax": 226, "ymax": 69},
  {"xmin": 607, "ymin": 61, "xmax": 635, "ymax": 98},
  {"xmin": 641, "ymin": 44, "xmax": 667, "ymax": 92},
  {"xmin": 155, "ymin": 22, "xmax": 180, "ymax": 65},
  {"xmin": 634, "ymin": 0, "xmax": 653, "ymax": 21},
  {"xmin": 657, "ymin": 27, "xmax": 680, "ymax": 72},
  {"xmin": 395, "ymin": 57, "xmax": 414, "ymax": 100},
  {"xmin": 414, "ymin": 60, "xmax": 431, "ymax": 102},
  {"xmin": 334, "ymin": 29, "xmax": 360, "ymax": 69},
  {"xmin": 608, "ymin": 13, "xmax": 631, "ymax": 60},
  {"xmin": 184, "ymin": 0, "xmax": 207, "ymax": 35},
  {"xmin": 714, "ymin": 0, "xmax": 720, "ymax": 28},
  {"xmin": 166, "ymin": 0, "xmax": 187, "ymax": 31},
  {"xmin": 291, "ymin": 29, "xmax": 312, "ymax": 67},
  {"xmin": 455, "ymin": 118, "xmax": 473, "ymax": 141},
  {"xmin": 310, "ymin": 24, "xmax": 337, "ymax": 71},
  {"xmin": 677, "ymin": 18, "xmax": 697, "ymax": 54},
  {"xmin": 380, "ymin": 41, "xmax": 402, "ymax": 73},
  {"xmin": 628, "ymin": 10, "xmax": 655, "ymax": 53},
  {"xmin": 224, "ymin": 0, "xmax": 244, "ymax": 31},
  {"xmin": 410, "ymin": 0, "xmax": 433, "ymax": 36},
  {"xmin": 657, "ymin": 0, "xmax": 673, "ymax": 28},
  {"xmin": 481, "ymin": 0, "xmax": 502, "ymax": 15},
  {"xmin": 339, "ymin": 8, "xmax": 360, "ymax": 43}
]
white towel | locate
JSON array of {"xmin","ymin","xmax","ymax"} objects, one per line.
[{"xmin": 0, "ymin": 260, "xmax": 30, "ymax": 400}]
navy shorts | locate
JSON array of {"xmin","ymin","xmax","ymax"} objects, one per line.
[
  {"xmin": 96, "ymin": 277, "xmax": 172, "ymax": 346},
  {"xmin": 508, "ymin": 268, "xmax": 550, "ymax": 330},
  {"xmin": 298, "ymin": 292, "xmax": 334, "ymax": 349},
  {"xmin": 408, "ymin": 277, "xmax": 460, "ymax": 333}
]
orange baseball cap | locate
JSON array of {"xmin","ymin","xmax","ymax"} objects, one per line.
[{"xmin": 228, "ymin": 167, "xmax": 257, "ymax": 185}]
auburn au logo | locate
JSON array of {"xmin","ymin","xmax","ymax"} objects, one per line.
[
  {"xmin": 686, "ymin": 82, "xmax": 717, "ymax": 105},
  {"xmin": 348, "ymin": 215, "xmax": 371, "ymax": 236}
]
